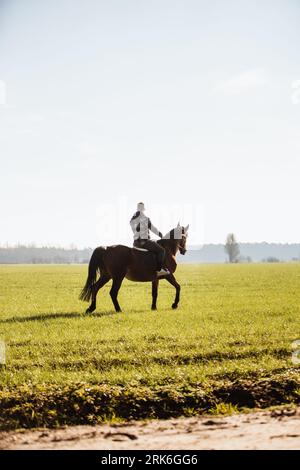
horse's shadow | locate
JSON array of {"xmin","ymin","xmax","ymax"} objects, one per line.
[
  {"xmin": 0, "ymin": 305, "xmax": 176, "ymax": 324},
  {"xmin": 0, "ymin": 310, "xmax": 116, "ymax": 324}
]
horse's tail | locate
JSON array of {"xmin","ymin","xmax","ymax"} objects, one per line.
[{"xmin": 79, "ymin": 246, "xmax": 106, "ymax": 302}]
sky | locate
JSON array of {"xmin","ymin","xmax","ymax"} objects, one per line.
[{"xmin": 0, "ymin": 0, "xmax": 300, "ymax": 247}]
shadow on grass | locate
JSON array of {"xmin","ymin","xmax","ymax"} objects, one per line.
[
  {"xmin": 12, "ymin": 347, "xmax": 291, "ymax": 372},
  {"xmin": 0, "ymin": 310, "xmax": 116, "ymax": 324}
]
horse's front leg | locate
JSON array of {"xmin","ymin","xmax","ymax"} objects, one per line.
[
  {"xmin": 165, "ymin": 274, "xmax": 181, "ymax": 309},
  {"xmin": 151, "ymin": 279, "xmax": 159, "ymax": 310}
]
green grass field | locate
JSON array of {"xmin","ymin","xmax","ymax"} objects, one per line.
[{"xmin": 0, "ymin": 263, "xmax": 300, "ymax": 429}]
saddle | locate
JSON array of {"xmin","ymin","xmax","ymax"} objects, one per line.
[{"xmin": 132, "ymin": 246, "xmax": 149, "ymax": 252}]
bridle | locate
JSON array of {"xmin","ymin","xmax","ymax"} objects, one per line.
[{"xmin": 178, "ymin": 233, "xmax": 187, "ymax": 254}]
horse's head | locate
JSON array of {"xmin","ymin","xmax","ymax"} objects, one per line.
[
  {"xmin": 164, "ymin": 223, "xmax": 189, "ymax": 255},
  {"xmin": 177, "ymin": 223, "xmax": 189, "ymax": 255}
]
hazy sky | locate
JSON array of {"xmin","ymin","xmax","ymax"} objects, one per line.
[{"xmin": 0, "ymin": 0, "xmax": 300, "ymax": 247}]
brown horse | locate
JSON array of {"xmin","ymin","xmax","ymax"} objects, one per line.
[{"xmin": 80, "ymin": 224, "xmax": 189, "ymax": 313}]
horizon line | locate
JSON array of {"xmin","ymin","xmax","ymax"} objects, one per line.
[{"xmin": 1, "ymin": 241, "xmax": 300, "ymax": 250}]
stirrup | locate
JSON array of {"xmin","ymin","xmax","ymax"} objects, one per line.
[{"xmin": 156, "ymin": 268, "xmax": 170, "ymax": 277}]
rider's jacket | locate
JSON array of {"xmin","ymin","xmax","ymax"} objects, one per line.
[{"xmin": 130, "ymin": 211, "xmax": 163, "ymax": 241}]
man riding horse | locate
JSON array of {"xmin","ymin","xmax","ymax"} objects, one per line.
[
  {"xmin": 80, "ymin": 205, "xmax": 189, "ymax": 313},
  {"xmin": 130, "ymin": 202, "xmax": 169, "ymax": 277}
]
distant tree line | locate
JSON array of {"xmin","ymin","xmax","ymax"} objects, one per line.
[
  {"xmin": 262, "ymin": 256, "xmax": 280, "ymax": 263},
  {"xmin": 0, "ymin": 243, "xmax": 299, "ymax": 264},
  {"xmin": 0, "ymin": 245, "xmax": 93, "ymax": 264},
  {"xmin": 224, "ymin": 234, "xmax": 300, "ymax": 264}
]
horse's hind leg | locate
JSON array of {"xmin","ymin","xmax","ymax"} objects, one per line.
[
  {"xmin": 110, "ymin": 276, "xmax": 125, "ymax": 312},
  {"xmin": 86, "ymin": 274, "xmax": 111, "ymax": 314}
]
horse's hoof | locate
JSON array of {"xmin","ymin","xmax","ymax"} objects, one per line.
[
  {"xmin": 151, "ymin": 306, "xmax": 157, "ymax": 311},
  {"xmin": 172, "ymin": 303, "xmax": 178, "ymax": 309},
  {"xmin": 86, "ymin": 307, "xmax": 95, "ymax": 314}
]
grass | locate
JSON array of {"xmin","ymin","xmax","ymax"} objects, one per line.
[{"xmin": 0, "ymin": 263, "xmax": 300, "ymax": 429}]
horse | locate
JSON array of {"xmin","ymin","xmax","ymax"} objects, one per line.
[{"xmin": 79, "ymin": 224, "xmax": 189, "ymax": 313}]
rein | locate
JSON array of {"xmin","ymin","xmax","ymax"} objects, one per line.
[{"xmin": 177, "ymin": 235, "xmax": 187, "ymax": 253}]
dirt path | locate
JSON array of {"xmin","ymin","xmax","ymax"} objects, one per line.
[{"xmin": 1, "ymin": 407, "xmax": 300, "ymax": 450}]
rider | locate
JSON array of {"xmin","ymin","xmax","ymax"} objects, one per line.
[{"xmin": 130, "ymin": 202, "xmax": 170, "ymax": 277}]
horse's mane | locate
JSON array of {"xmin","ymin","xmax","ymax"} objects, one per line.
[
  {"xmin": 162, "ymin": 226, "xmax": 185, "ymax": 241},
  {"xmin": 157, "ymin": 227, "xmax": 184, "ymax": 252}
]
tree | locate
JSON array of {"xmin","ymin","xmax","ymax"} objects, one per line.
[
  {"xmin": 263, "ymin": 256, "xmax": 280, "ymax": 263},
  {"xmin": 225, "ymin": 233, "xmax": 240, "ymax": 263}
]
